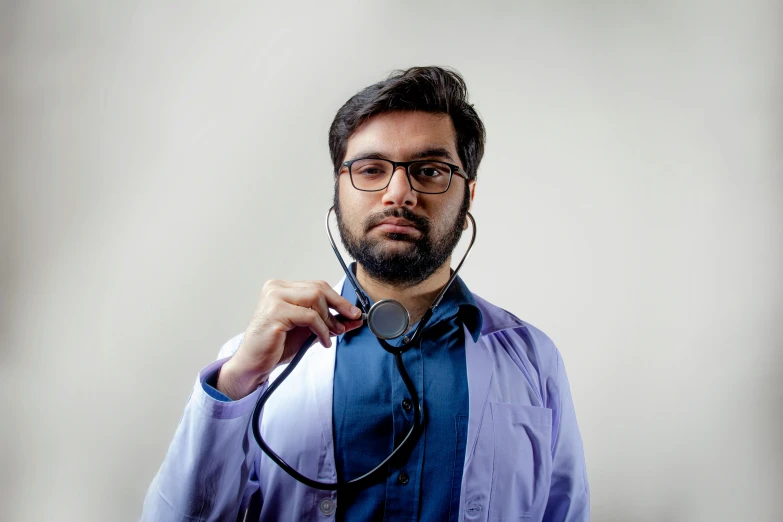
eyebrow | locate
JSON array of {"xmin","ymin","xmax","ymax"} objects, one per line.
[
  {"xmin": 411, "ymin": 148, "xmax": 456, "ymax": 161},
  {"xmin": 347, "ymin": 147, "xmax": 457, "ymax": 163}
]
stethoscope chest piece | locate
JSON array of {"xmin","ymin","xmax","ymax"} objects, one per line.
[{"xmin": 366, "ymin": 299, "xmax": 410, "ymax": 340}]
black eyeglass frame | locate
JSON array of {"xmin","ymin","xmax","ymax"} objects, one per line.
[{"xmin": 342, "ymin": 158, "xmax": 469, "ymax": 195}]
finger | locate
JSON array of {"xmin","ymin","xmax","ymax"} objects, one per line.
[
  {"xmin": 267, "ymin": 280, "xmax": 361, "ymax": 321},
  {"xmin": 311, "ymin": 280, "xmax": 363, "ymax": 320},
  {"xmin": 336, "ymin": 318, "xmax": 364, "ymax": 333},
  {"xmin": 278, "ymin": 302, "xmax": 333, "ymax": 348},
  {"xmin": 277, "ymin": 282, "xmax": 360, "ymax": 324},
  {"xmin": 271, "ymin": 286, "xmax": 344, "ymax": 335}
]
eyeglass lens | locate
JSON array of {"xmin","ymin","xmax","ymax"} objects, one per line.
[{"xmin": 350, "ymin": 159, "xmax": 452, "ymax": 193}]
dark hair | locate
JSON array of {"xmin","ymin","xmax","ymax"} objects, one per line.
[{"xmin": 329, "ymin": 66, "xmax": 486, "ymax": 180}]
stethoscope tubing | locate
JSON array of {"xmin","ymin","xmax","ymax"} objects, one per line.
[
  {"xmin": 250, "ymin": 333, "xmax": 424, "ymax": 490},
  {"xmin": 249, "ymin": 208, "xmax": 476, "ymax": 490}
]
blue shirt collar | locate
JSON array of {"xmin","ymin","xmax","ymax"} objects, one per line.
[{"xmin": 339, "ymin": 263, "xmax": 483, "ymax": 342}]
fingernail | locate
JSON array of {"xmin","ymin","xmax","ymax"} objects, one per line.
[
  {"xmin": 351, "ymin": 306, "xmax": 361, "ymax": 317},
  {"xmin": 337, "ymin": 323, "xmax": 345, "ymax": 333}
]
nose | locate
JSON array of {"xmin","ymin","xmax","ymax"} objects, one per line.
[{"xmin": 381, "ymin": 166, "xmax": 417, "ymax": 207}]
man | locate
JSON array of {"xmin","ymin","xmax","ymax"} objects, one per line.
[{"xmin": 142, "ymin": 66, "xmax": 589, "ymax": 521}]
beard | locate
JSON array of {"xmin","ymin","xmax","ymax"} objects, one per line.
[{"xmin": 334, "ymin": 184, "xmax": 470, "ymax": 287}]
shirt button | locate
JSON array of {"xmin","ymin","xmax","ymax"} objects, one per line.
[
  {"xmin": 402, "ymin": 336, "xmax": 411, "ymax": 344},
  {"xmin": 401, "ymin": 398, "xmax": 412, "ymax": 411},
  {"xmin": 319, "ymin": 498, "xmax": 336, "ymax": 516},
  {"xmin": 398, "ymin": 471, "xmax": 410, "ymax": 485}
]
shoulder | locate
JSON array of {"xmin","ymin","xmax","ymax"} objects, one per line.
[{"xmin": 472, "ymin": 292, "xmax": 563, "ymax": 379}]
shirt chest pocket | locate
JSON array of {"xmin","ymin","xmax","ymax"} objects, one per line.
[{"xmin": 488, "ymin": 402, "xmax": 553, "ymax": 520}]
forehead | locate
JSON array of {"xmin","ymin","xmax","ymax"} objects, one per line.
[{"xmin": 344, "ymin": 111, "xmax": 459, "ymax": 162}]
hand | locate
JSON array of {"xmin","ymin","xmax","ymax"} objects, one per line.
[{"xmin": 217, "ymin": 280, "xmax": 363, "ymax": 399}]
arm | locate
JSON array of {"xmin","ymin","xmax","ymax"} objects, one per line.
[
  {"xmin": 141, "ymin": 336, "xmax": 264, "ymax": 522},
  {"xmin": 543, "ymin": 351, "xmax": 590, "ymax": 522},
  {"xmin": 141, "ymin": 280, "xmax": 362, "ymax": 521}
]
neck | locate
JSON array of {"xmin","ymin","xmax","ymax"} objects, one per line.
[{"xmin": 355, "ymin": 261, "xmax": 452, "ymax": 324}]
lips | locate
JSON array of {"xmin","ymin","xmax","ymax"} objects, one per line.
[{"xmin": 372, "ymin": 217, "xmax": 420, "ymax": 235}]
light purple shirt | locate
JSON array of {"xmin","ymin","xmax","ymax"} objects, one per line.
[{"xmin": 141, "ymin": 289, "xmax": 589, "ymax": 521}]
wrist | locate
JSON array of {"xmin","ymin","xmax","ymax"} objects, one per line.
[{"xmin": 217, "ymin": 358, "xmax": 270, "ymax": 400}]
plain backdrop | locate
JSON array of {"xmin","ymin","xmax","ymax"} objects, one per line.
[{"xmin": 1, "ymin": 1, "xmax": 782, "ymax": 521}]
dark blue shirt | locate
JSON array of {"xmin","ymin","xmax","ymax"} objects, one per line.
[{"xmin": 333, "ymin": 271, "xmax": 482, "ymax": 522}]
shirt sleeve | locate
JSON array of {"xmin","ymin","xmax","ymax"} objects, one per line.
[
  {"xmin": 542, "ymin": 350, "xmax": 590, "ymax": 522},
  {"xmin": 202, "ymin": 366, "xmax": 232, "ymax": 402},
  {"xmin": 141, "ymin": 334, "xmax": 266, "ymax": 521}
]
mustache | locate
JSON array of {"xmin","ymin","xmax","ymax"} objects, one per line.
[{"xmin": 363, "ymin": 207, "xmax": 431, "ymax": 234}]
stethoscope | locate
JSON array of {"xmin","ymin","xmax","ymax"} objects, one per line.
[{"xmin": 250, "ymin": 206, "xmax": 476, "ymax": 490}]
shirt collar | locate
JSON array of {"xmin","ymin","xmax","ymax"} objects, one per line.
[{"xmin": 339, "ymin": 263, "xmax": 483, "ymax": 342}]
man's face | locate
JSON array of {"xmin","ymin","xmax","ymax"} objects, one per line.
[{"xmin": 334, "ymin": 111, "xmax": 476, "ymax": 287}]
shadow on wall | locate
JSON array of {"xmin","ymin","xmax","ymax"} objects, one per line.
[
  {"xmin": 763, "ymin": 314, "xmax": 783, "ymax": 508},
  {"xmin": 0, "ymin": 4, "xmax": 22, "ymax": 521},
  {"xmin": 0, "ymin": 2, "xmax": 14, "ymax": 362}
]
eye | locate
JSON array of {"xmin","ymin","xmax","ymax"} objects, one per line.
[
  {"xmin": 413, "ymin": 162, "xmax": 447, "ymax": 178},
  {"xmin": 352, "ymin": 160, "xmax": 391, "ymax": 177},
  {"xmin": 357, "ymin": 166, "xmax": 386, "ymax": 175}
]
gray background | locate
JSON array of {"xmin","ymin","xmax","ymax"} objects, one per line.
[{"xmin": 1, "ymin": 1, "xmax": 781, "ymax": 521}]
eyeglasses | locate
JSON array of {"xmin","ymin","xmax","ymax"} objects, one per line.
[{"xmin": 342, "ymin": 158, "xmax": 468, "ymax": 194}]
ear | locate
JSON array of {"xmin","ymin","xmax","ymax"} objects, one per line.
[{"xmin": 464, "ymin": 181, "xmax": 477, "ymax": 230}]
